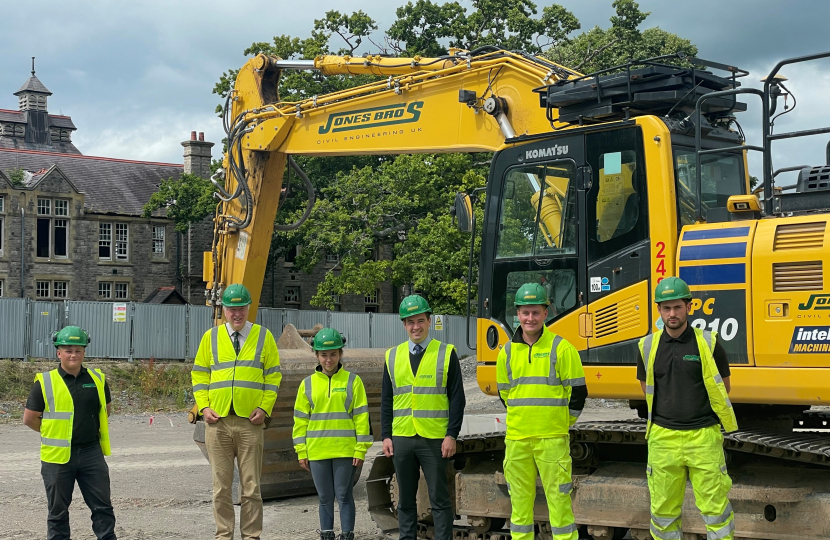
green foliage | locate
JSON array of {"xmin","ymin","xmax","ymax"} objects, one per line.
[
  {"xmin": 549, "ymin": 0, "xmax": 696, "ymax": 74},
  {"xmin": 6, "ymin": 167, "xmax": 25, "ymax": 187},
  {"xmin": 208, "ymin": 0, "xmax": 698, "ymax": 314},
  {"xmin": 142, "ymin": 173, "xmax": 217, "ymax": 232}
]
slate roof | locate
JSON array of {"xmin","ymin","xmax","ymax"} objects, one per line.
[
  {"xmin": 0, "ymin": 148, "xmax": 182, "ymax": 216},
  {"xmin": 0, "ymin": 109, "xmax": 81, "ymax": 154},
  {"xmin": 14, "ymin": 75, "xmax": 51, "ymax": 95},
  {"xmin": 143, "ymin": 287, "xmax": 188, "ymax": 304}
]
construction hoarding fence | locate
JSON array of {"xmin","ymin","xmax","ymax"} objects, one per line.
[{"xmin": 0, "ymin": 298, "xmax": 476, "ymax": 360}]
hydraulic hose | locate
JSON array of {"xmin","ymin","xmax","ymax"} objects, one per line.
[{"xmin": 274, "ymin": 157, "xmax": 316, "ymax": 231}]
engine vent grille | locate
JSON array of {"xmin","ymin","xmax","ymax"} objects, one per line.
[
  {"xmin": 594, "ymin": 294, "xmax": 640, "ymax": 338},
  {"xmin": 772, "ymin": 261, "xmax": 824, "ymax": 292},
  {"xmin": 774, "ymin": 222, "xmax": 826, "ymax": 251}
]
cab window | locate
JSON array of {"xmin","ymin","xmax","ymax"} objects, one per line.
[
  {"xmin": 504, "ymin": 269, "xmax": 577, "ymax": 330},
  {"xmin": 496, "ymin": 161, "xmax": 577, "ymax": 259},
  {"xmin": 586, "ymin": 128, "xmax": 648, "ymax": 262},
  {"xmin": 673, "ymin": 148, "xmax": 745, "ymax": 227}
]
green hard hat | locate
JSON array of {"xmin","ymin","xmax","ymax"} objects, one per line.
[
  {"xmin": 399, "ymin": 295, "xmax": 432, "ymax": 320},
  {"xmin": 514, "ymin": 283, "xmax": 550, "ymax": 306},
  {"xmin": 313, "ymin": 328, "xmax": 346, "ymax": 351},
  {"xmin": 52, "ymin": 326, "xmax": 90, "ymax": 348},
  {"xmin": 222, "ymin": 284, "xmax": 252, "ymax": 307},
  {"xmin": 654, "ymin": 277, "xmax": 692, "ymax": 303}
]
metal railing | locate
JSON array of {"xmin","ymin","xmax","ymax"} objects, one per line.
[{"xmin": 0, "ymin": 298, "xmax": 476, "ymax": 360}]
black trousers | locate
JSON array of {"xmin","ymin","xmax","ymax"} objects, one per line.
[
  {"xmin": 391, "ymin": 435, "xmax": 453, "ymax": 540},
  {"xmin": 41, "ymin": 444, "xmax": 116, "ymax": 540}
]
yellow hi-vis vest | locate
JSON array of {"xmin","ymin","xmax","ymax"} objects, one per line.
[
  {"xmin": 36, "ymin": 368, "xmax": 111, "ymax": 464},
  {"xmin": 640, "ymin": 328, "xmax": 738, "ymax": 439},
  {"xmin": 191, "ymin": 324, "xmax": 282, "ymax": 418},
  {"xmin": 292, "ymin": 367, "xmax": 373, "ymax": 460},
  {"xmin": 496, "ymin": 328, "xmax": 586, "ymax": 440},
  {"xmin": 385, "ymin": 341, "xmax": 453, "ymax": 439}
]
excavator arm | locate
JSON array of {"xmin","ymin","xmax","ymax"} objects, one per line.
[{"xmin": 204, "ymin": 49, "xmax": 577, "ymax": 317}]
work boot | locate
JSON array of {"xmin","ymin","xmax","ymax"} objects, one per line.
[
  {"xmin": 320, "ymin": 531, "xmax": 336, "ymax": 540},
  {"xmin": 338, "ymin": 533, "xmax": 354, "ymax": 540}
]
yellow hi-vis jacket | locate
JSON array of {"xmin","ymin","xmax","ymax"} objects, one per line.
[
  {"xmin": 292, "ymin": 366, "xmax": 373, "ymax": 460},
  {"xmin": 36, "ymin": 368, "xmax": 111, "ymax": 464},
  {"xmin": 640, "ymin": 328, "xmax": 738, "ymax": 439},
  {"xmin": 192, "ymin": 324, "xmax": 281, "ymax": 418},
  {"xmin": 496, "ymin": 328, "xmax": 586, "ymax": 440},
  {"xmin": 386, "ymin": 340, "xmax": 453, "ymax": 439}
]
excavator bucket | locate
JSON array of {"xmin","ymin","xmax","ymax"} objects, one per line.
[{"xmin": 193, "ymin": 324, "xmax": 385, "ymax": 500}]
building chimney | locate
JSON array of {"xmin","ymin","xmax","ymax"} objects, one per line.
[{"xmin": 182, "ymin": 132, "xmax": 215, "ymax": 178}]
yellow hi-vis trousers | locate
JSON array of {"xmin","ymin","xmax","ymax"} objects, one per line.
[
  {"xmin": 504, "ymin": 436, "xmax": 577, "ymax": 540},
  {"xmin": 647, "ymin": 424, "xmax": 735, "ymax": 540}
]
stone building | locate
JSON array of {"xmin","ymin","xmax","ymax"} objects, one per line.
[
  {"xmin": 0, "ymin": 67, "xmax": 211, "ymax": 303},
  {"xmin": 0, "ymin": 64, "xmax": 397, "ymax": 312}
]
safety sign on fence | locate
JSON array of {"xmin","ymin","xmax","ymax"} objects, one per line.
[{"xmin": 113, "ymin": 303, "xmax": 128, "ymax": 323}]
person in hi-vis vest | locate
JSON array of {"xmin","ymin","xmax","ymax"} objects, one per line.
[
  {"xmin": 23, "ymin": 326, "xmax": 116, "ymax": 540},
  {"xmin": 293, "ymin": 328, "xmax": 372, "ymax": 540},
  {"xmin": 381, "ymin": 295, "xmax": 466, "ymax": 540},
  {"xmin": 496, "ymin": 283, "xmax": 588, "ymax": 540},
  {"xmin": 638, "ymin": 277, "xmax": 737, "ymax": 540},
  {"xmin": 192, "ymin": 283, "xmax": 282, "ymax": 540}
]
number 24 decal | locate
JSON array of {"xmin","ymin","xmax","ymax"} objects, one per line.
[{"xmin": 655, "ymin": 241, "xmax": 666, "ymax": 283}]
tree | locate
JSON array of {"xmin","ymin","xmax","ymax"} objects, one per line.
[
  {"xmin": 142, "ymin": 173, "xmax": 218, "ymax": 232},
  {"xmin": 198, "ymin": 0, "xmax": 698, "ymax": 314}
]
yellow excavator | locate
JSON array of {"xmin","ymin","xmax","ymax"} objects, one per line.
[{"xmin": 198, "ymin": 47, "xmax": 830, "ymax": 539}]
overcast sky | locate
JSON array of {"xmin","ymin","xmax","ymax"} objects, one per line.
[{"xmin": 1, "ymin": 0, "xmax": 829, "ymax": 180}]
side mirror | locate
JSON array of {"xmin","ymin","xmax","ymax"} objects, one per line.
[
  {"xmin": 504, "ymin": 179, "xmax": 515, "ymax": 199},
  {"xmin": 452, "ymin": 192, "xmax": 474, "ymax": 233}
]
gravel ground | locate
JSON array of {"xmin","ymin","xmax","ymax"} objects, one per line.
[{"xmin": 0, "ymin": 358, "xmax": 637, "ymax": 540}]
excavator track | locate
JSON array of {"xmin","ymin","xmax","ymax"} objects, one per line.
[{"xmin": 368, "ymin": 421, "xmax": 830, "ymax": 540}]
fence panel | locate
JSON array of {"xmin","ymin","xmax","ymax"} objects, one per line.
[
  {"xmin": 296, "ymin": 310, "xmax": 328, "ymax": 330},
  {"xmin": 188, "ymin": 305, "xmax": 215, "ymax": 359},
  {"xmin": 0, "ymin": 298, "xmax": 27, "ymax": 358},
  {"xmin": 256, "ymin": 308, "xmax": 285, "ymax": 341},
  {"xmin": 442, "ymin": 314, "xmax": 476, "ymax": 358},
  {"xmin": 67, "ymin": 302, "xmax": 131, "ymax": 359},
  {"xmin": 132, "ymin": 304, "xmax": 187, "ymax": 360},
  {"xmin": 330, "ymin": 312, "xmax": 371, "ymax": 348},
  {"xmin": 29, "ymin": 301, "xmax": 65, "ymax": 359},
  {"xmin": 371, "ymin": 313, "xmax": 409, "ymax": 349}
]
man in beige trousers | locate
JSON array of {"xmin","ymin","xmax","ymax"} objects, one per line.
[{"xmin": 192, "ymin": 284, "xmax": 281, "ymax": 540}]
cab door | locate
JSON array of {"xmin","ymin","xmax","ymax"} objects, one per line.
[{"xmin": 583, "ymin": 127, "xmax": 653, "ymax": 363}]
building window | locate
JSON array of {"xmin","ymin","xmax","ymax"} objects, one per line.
[
  {"xmin": 0, "ymin": 279, "xmax": 3, "ymax": 297},
  {"xmin": 284, "ymin": 285, "xmax": 300, "ymax": 305},
  {"xmin": 152, "ymin": 226, "xmax": 165, "ymax": 256},
  {"xmin": 54, "ymin": 281, "xmax": 68, "ymax": 298},
  {"xmin": 364, "ymin": 288, "xmax": 380, "ymax": 313},
  {"xmin": 37, "ymin": 198, "xmax": 51, "ymax": 215},
  {"xmin": 115, "ymin": 223, "xmax": 129, "ymax": 261},
  {"xmin": 36, "ymin": 281, "xmax": 50, "ymax": 298},
  {"xmin": 325, "ymin": 252, "xmax": 339, "ymax": 264},
  {"xmin": 331, "ymin": 293, "xmax": 342, "ymax": 311},
  {"xmin": 114, "ymin": 282, "xmax": 128, "ymax": 300},
  {"xmin": 36, "ymin": 198, "xmax": 70, "ymax": 259},
  {"xmin": 0, "ymin": 215, "xmax": 4, "ymax": 257},
  {"xmin": 99, "ymin": 223, "xmax": 112, "ymax": 260},
  {"xmin": 284, "ymin": 245, "xmax": 298, "ymax": 265},
  {"xmin": 54, "ymin": 200, "xmax": 68, "ymax": 216},
  {"xmin": 98, "ymin": 282, "xmax": 112, "ymax": 299},
  {"xmin": 0, "ymin": 195, "xmax": 4, "ymax": 213}
]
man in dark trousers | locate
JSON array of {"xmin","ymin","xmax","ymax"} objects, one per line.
[
  {"xmin": 381, "ymin": 295, "xmax": 466, "ymax": 540},
  {"xmin": 23, "ymin": 326, "xmax": 116, "ymax": 540},
  {"xmin": 637, "ymin": 277, "xmax": 737, "ymax": 540}
]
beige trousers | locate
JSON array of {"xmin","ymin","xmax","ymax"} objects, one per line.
[{"xmin": 205, "ymin": 415, "xmax": 265, "ymax": 540}]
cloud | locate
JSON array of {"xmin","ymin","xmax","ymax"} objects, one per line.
[{"xmin": 0, "ymin": 0, "xmax": 828, "ymax": 171}]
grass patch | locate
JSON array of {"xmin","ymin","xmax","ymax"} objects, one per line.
[{"xmin": 0, "ymin": 359, "xmax": 195, "ymax": 416}]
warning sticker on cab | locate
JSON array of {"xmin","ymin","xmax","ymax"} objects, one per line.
[{"xmin": 789, "ymin": 326, "xmax": 830, "ymax": 353}]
